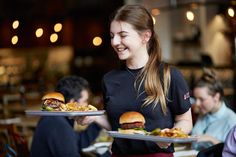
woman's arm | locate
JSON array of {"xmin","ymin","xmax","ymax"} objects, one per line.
[
  {"xmin": 174, "ymin": 108, "xmax": 193, "ymax": 134},
  {"xmin": 75, "ymin": 114, "xmax": 111, "ymax": 131},
  {"xmin": 94, "ymin": 114, "xmax": 111, "ymax": 130},
  {"xmin": 155, "ymin": 109, "xmax": 193, "ymax": 149},
  {"xmin": 196, "ymin": 134, "xmax": 221, "ymax": 144}
]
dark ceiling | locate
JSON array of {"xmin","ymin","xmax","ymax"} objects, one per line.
[
  {"xmin": 0, "ymin": 0, "xmax": 124, "ymax": 20},
  {"xmin": 0, "ymin": 0, "xmax": 234, "ymax": 48},
  {"xmin": 0, "ymin": 0, "xmax": 234, "ymax": 20},
  {"xmin": 0, "ymin": 0, "xmax": 124, "ymax": 48}
]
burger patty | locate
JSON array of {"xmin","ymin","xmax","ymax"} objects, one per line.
[
  {"xmin": 42, "ymin": 99, "xmax": 64, "ymax": 110},
  {"xmin": 120, "ymin": 122, "xmax": 144, "ymax": 130}
]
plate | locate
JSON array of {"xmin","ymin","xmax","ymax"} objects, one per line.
[
  {"xmin": 82, "ymin": 142, "xmax": 111, "ymax": 154},
  {"xmin": 107, "ymin": 131, "xmax": 198, "ymax": 143},
  {"xmin": 25, "ymin": 110, "xmax": 105, "ymax": 116}
]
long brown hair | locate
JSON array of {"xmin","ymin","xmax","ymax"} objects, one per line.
[{"xmin": 110, "ymin": 5, "xmax": 171, "ymax": 114}]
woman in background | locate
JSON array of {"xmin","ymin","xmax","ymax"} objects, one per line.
[{"xmin": 191, "ymin": 68, "xmax": 236, "ymax": 150}]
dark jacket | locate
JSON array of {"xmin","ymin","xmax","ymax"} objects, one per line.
[{"xmin": 30, "ymin": 116, "xmax": 101, "ymax": 157}]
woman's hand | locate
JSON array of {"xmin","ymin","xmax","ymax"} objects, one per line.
[
  {"xmin": 196, "ymin": 134, "xmax": 220, "ymax": 145},
  {"xmin": 156, "ymin": 142, "xmax": 171, "ymax": 149},
  {"xmin": 74, "ymin": 116, "xmax": 97, "ymax": 126},
  {"xmin": 155, "ymin": 128, "xmax": 171, "ymax": 149}
]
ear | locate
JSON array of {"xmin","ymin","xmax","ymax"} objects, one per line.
[
  {"xmin": 142, "ymin": 30, "xmax": 152, "ymax": 44},
  {"xmin": 213, "ymin": 93, "xmax": 220, "ymax": 101}
]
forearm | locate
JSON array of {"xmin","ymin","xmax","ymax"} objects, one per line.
[
  {"xmin": 75, "ymin": 114, "xmax": 111, "ymax": 130},
  {"xmin": 174, "ymin": 119, "xmax": 192, "ymax": 134},
  {"xmin": 197, "ymin": 134, "xmax": 221, "ymax": 145},
  {"xmin": 94, "ymin": 114, "xmax": 111, "ymax": 131},
  {"xmin": 174, "ymin": 109, "xmax": 193, "ymax": 134},
  {"xmin": 207, "ymin": 135, "xmax": 221, "ymax": 145}
]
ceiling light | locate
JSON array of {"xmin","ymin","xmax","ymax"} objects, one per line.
[{"xmin": 12, "ymin": 20, "xmax": 19, "ymax": 29}]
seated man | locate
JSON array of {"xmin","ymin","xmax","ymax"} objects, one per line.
[{"xmin": 30, "ymin": 75, "xmax": 102, "ymax": 157}]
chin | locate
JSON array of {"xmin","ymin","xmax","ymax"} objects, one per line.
[{"xmin": 118, "ymin": 55, "xmax": 129, "ymax": 60}]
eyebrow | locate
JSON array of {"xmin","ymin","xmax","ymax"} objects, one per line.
[{"xmin": 110, "ymin": 31, "xmax": 128, "ymax": 35}]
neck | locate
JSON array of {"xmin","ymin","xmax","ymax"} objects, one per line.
[
  {"xmin": 211, "ymin": 101, "xmax": 222, "ymax": 113},
  {"xmin": 126, "ymin": 50, "xmax": 149, "ymax": 69}
]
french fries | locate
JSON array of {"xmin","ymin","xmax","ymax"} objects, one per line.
[
  {"xmin": 66, "ymin": 102, "xmax": 98, "ymax": 111},
  {"xmin": 150, "ymin": 128, "xmax": 189, "ymax": 138}
]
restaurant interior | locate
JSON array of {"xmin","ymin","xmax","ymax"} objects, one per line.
[{"xmin": 0, "ymin": 0, "xmax": 236, "ymax": 156}]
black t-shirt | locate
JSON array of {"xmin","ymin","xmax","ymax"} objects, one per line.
[{"xmin": 102, "ymin": 64, "xmax": 191, "ymax": 155}]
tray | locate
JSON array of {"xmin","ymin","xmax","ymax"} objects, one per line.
[
  {"xmin": 25, "ymin": 110, "xmax": 105, "ymax": 117},
  {"xmin": 107, "ymin": 131, "xmax": 198, "ymax": 143}
]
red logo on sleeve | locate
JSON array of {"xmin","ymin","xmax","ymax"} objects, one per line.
[{"xmin": 184, "ymin": 92, "xmax": 190, "ymax": 100}]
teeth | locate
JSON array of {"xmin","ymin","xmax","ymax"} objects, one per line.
[{"xmin": 117, "ymin": 48, "xmax": 125, "ymax": 52}]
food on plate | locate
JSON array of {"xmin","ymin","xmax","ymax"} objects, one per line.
[
  {"xmin": 150, "ymin": 128, "xmax": 189, "ymax": 138},
  {"xmin": 41, "ymin": 92, "xmax": 67, "ymax": 111},
  {"xmin": 66, "ymin": 102, "xmax": 98, "ymax": 111},
  {"xmin": 118, "ymin": 111, "xmax": 147, "ymax": 134},
  {"xmin": 41, "ymin": 92, "xmax": 98, "ymax": 112}
]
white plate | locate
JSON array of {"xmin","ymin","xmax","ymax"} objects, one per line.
[
  {"xmin": 107, "ymin": 131, "xmax": 198, "ymax": 143},
  {"xmin": 94, "ymin": 142, "xmax": 112, "ymax": 148},
  {"xmin": 25, "ymin": 110, "xmax": 105, "ymax": 116}
]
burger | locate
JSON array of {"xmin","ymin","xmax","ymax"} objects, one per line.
[
  {"xmin": 118, "ymin": 111, "xmax": 146, "ymax": 134},
  {"xmin": 41, "ymin": 92, "xmax": 67, "ymax": 111}
]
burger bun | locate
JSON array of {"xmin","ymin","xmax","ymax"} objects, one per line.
[
  {"xmin": 119, "ymin": 111, "xmax": 145, "ymax": 124},
  {"xmin": 42, "ymin": 92, "xmax": 65, "ymax": 103}
]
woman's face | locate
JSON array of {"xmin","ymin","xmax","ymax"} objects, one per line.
[
  {"xmin": 193, "ymin": 86, "xmax": 219, "ymax": 115},
  {"xmin": 110, "ymin": 20, "xmax": 146, "ymax": 61}
]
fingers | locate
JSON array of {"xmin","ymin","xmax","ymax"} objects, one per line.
[
  {"xmin": 74, "ymin": 116, "xmax": 95, "ymax": 126},
  {"xmin": 156, "ymin": 142, "xmax": 171, "ymax": 149},
  {"xmin": 74, "ymin": 116, "xmax": 87, "ymax": 125}
]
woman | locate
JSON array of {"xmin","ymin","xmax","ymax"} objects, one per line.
[
  {"xmin": 77, "ymin": 5, "xmax": 192, "ymax": 156},
  {"xmin": 191, "ymin": 68, "xmax": 236, "ymax": 150}
]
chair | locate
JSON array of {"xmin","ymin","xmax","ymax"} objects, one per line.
[
  {"xmin": 0, "ymin": 123, "xmax": 29, "ymax": 157},
  {"xmin": 196, "ymin": 143, "xmax": 224, "ymax": 157}
]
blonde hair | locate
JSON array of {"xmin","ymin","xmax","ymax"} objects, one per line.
[{"xmin": 111, "ymin": 5, "xmax": 171, "ymax": 114}]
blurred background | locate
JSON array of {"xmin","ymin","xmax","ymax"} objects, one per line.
[{"xmin": 0, "ymin": 0, "xmax": 236, "ymax": 155}]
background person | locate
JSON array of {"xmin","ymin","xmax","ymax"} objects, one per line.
[
  {"xmin": 191, "ymin": 68, "xmax": 236, "ymax": 150},
  {"xmin": 76, "ymin": 4, "xmax": 193, "ymax": 157},
  {"xmin": 30, "ymin": 75, "xmax": 103, "ymax": 157}
]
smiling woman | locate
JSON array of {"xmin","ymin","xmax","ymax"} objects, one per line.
[{"xmin": 75, "ymin": 4, "xmax": 193, "ymax": 157}]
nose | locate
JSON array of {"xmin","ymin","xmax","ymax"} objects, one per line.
[{"xmin": 111, "ymin": 35, "xmax": 121, "ymax": 46}]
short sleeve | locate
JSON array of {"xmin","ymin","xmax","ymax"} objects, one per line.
[
  {"xmin": 222, "ymin": 126, "xmax": 236, "ymax": 156},
  {"xmin": 168, "ymin": 67, "xmax": 191, "ymax": 115}
]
